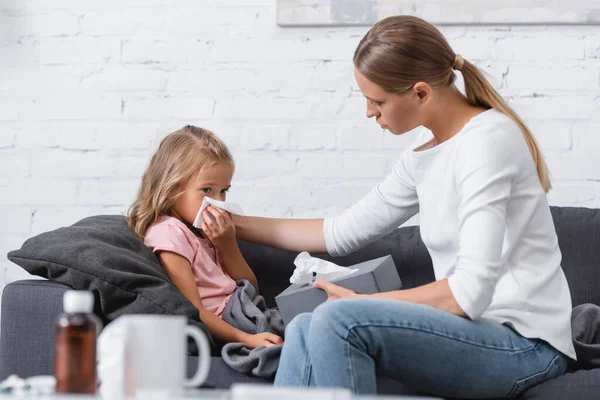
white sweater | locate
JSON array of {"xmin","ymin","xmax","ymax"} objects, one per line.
[{"xmin": 324, "ymin": 109, "xmax": 576, "ymax": 359}]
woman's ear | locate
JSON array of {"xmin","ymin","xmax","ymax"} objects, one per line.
[{"xmin": 413, "ymin": 82, "xmax": 432, "ymax": 103}]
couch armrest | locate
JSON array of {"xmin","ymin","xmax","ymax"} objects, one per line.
[{"xmin": 0, "ymin": 279, "xmax": 71, "ymax": 380}]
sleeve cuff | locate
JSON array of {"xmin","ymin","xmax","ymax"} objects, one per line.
[
  {"xmin": 323, "ymin": 217, "xmax": 342, "ymax": 257},
  {"xmin": 150, "ymin": 245, "xmax": 194, "ymax": 266},
  {"xmin": 447, "ymin": 274, "xmax": 479, "ymax": 320}
]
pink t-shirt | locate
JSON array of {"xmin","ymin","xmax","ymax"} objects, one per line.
[{"xmin": 144, "ymin": 216, "xmax": 236, "ymax": 317}]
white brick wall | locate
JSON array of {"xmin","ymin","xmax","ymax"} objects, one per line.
[{"xmin": 2, "ymin": 1, "xmax": 600, "ymax": 294}]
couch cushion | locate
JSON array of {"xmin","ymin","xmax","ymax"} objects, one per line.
[
  {"xmin": 317, "ymin": 225, "xmax": 435, "ymax": 291},
  {"xmin": 551, "ymin": 207, "xmax": 600, "ymax": 307},
  {"xmin": 6, "ymin": 215, "xmax": 212, "ymax": 347},
  {"xmin": 192, "ymin": 357, "xmax": 270, "ymax": 389},
  {"xmin": 0, "ymin": 280, "xmax": 70, "ymax": 380},
  {"xmin": 194, "ymin": 356, "xmax": 600, "ymax": 399},
  {"xmin": 520, "ymin": 368, "xmax": 600, "ymax": 400},
  {"xmin": 189, "ymin": 357, "xmax": 423, "ymax": 395}
]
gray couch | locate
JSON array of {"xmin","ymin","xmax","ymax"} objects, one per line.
[{"xmin": 1, "ymin": 206, "xmax": 599, "ymax": 398}]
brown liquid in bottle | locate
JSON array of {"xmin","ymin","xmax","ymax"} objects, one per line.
[{"xmin": 54, "ymin": 291, "xmax": 101, "ymax": 394}]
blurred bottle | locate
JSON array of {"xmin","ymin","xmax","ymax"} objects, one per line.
[{"xmin": 54, "ymin": 291, "xmax": 102, "ymax": 394}]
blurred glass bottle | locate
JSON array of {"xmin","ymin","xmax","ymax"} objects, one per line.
[{"xmin": 54, "ymin": 291, "xmax": 102, "ymax": 394}]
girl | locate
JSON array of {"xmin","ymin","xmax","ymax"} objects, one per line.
[
  {"xmin": 234, "ymin": 16, "xmax": 575, "ymax": 398},
  {"xmin": 128, "ymin": 125, "xmax": 283, "ymax": 349}
]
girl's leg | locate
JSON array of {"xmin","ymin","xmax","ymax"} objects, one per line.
[
  {"xmin": 306, "ymin": 298, "xmax": 567, "ymax": 398},
  {"xmin": 274, "ymin": 313, "xmax": 316, "ymax": 387}
]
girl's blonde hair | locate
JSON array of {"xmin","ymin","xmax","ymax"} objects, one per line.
[
  {"xmin": 353, "ymin": 16, "xmax": 551, "ymax": 192},
  {"xmin": 128, "ymin": 125, "xmax": 234, "ymax": 238}
]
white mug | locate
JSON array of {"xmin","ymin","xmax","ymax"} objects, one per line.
[{"xmin": 98, "ymin": 314, "xmax": 211, "ymax": 398}]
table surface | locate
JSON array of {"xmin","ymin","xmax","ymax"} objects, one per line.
[{"xmin": 0, "ymin": 387, "xmax": 442, "ymax": 400}]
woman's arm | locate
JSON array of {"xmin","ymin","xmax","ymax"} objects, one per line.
[
  {"xmin": 235, "ymin": 153, "xmax": 419, "ymax": 257},
  {"xmin": 234, "ymin": 216, "xmax": 327, "ymax": 253},
  {"xmin": 158, "ymin": 251, "xmax": 282, "ymax": 347},
  {"xmin": 370, "ymin": 280, "xmax": 467, "ymax": 317},
  {"xmin": 314, "ymin": 278, "xmax": 467, "ymax": 317}
]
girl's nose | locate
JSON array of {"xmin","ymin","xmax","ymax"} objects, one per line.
[{"xmin": 214, "ymin": 193, "xmax": 226, "ymax": 201}]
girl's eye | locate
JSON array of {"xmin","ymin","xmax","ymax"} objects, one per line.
[
  {"xmin": 202, "ymin": 188, "xmax": 211, "ymax": 194},
  {"xmin": 220, "ymin": 189, "xmax": 229, "ymax": 194},
  {"xmin": 374, "ymin": 101, "xmax": 384, "ymax": 107}
]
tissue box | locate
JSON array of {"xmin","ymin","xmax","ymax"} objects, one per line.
[{"xmin": 275, "ymin": 255, "xmax": 401, "ymax": 326}]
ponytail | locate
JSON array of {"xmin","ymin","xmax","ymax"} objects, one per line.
[{"xmin": 458, "ymin": 58, "xmax": 551, "ymax": 192}]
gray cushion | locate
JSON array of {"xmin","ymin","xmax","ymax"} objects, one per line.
[
  {"xmin": 187, "ymin": 357, "xmax": 421, "ymax": 395},
  {"xmin": 6, "ymin": 214, "xmax": 212, "ymax": 347},
  {"xmin": 189, "ymin": 357, "xmax": 271, "ymax": 389},
  {"xmin": 520, "ymin": 368, "xmax": 600, "ymax": 400},
  {"xmin": 550, "ymin": 207, "xmax": 600, "ymax": 307},
  {"xmin": 0, "ymin": 280, "xmax": 68, "ymax": 380}
]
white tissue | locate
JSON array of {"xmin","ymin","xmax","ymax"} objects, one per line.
[
  {"xmin": 97, "ymin": 317, "xmax": 129, "ymax": 399},
  {"xmin": 289, "ymin": 252, "xmax": 357, "ymax": 285},
  {"xmin": 192, "ymin": 197, "xmax": 244, "ymax": 229},
  {"xmin": 0, "ymin": 374, "xmax": 26, "ymax": 393},
  {"xmin": 0, "ymin": 374, "xmax": 55, "ymax": 396}
]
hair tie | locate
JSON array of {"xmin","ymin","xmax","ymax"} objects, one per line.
[{"xmin": 453, "ymin": 54, "xmax": 464, "ymax": 71}]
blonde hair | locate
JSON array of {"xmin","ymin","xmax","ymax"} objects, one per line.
[
  {"xmin": 353, "ymin": 16, "xmax": 551, "ymax": 192},
  {"xmin": 128, "ymin": 125, "xmax": 234, "ymax": 238}
]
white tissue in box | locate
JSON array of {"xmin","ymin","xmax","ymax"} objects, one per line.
[
  {"xmin": 289, "ymin": 252, "xmax": 357, "ymax": 285},
  {"xmin": 276, "ymin": 255, "xmax": 401, "ymax": 326}
]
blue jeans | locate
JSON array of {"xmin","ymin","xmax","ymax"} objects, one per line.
[{"xmin": 274, "ymin": 299, "xmax": 567, "ymax": 398}]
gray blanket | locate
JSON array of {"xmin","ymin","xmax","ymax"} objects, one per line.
[
  {"xmin": 221, "ymin": 280, "xmax": 285, "ymax": 377},
  {"xmin": 571, "ymin": 303, "xmax": 600, "ymax": 369}
]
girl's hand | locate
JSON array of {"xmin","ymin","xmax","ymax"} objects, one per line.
[
  {"xmin": 314, "ymin": 279, "xmax": 361, "ymax": 301},
  {"xmin": 201, "ymin": 205, "xmax": 237, "ymax": 251},
  {"xmin": 243, "ymin": 332, "xmax": 284, "ymax": 349}
]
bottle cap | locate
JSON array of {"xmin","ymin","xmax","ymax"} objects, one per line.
[{"xmin": 63, "ymin": 291, "xmax": 94, "ymax": 314}]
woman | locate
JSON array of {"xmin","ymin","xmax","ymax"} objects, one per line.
[{"xmin": 229, "ymin": 16, "xmax": 575, "ymax": 398}]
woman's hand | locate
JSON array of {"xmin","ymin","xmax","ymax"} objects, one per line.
[
  {"xmin": 242, "ymin": 332, "xmax": 284, "ymax": 349},
  {"xmin": 201, "ymin": 205, "xmax": 237, "ymax": 252},
  {"xmin": 313, "ymin": 279, "xmax": 362, "ymax": 301}
]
